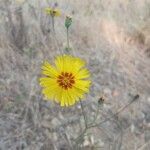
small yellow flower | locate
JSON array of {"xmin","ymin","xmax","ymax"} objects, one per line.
[
  {"xmin": 45, "ymin": 7, "xmax": 61, "ymax": 17},
  {"xmin": 39, "ymin": 55, "xmax": 91, "ymax": 107}
]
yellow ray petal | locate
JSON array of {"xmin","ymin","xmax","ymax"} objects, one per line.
[
  {"xmin": 42, "ymin": 88, "xmax": 55, "ymax": 100},
  {"xmin": 65, "ymin": 90, "xmax": 76, "ymax": 106},
  {"xmin": 41, "ymin": 61, "xmax": 58, "ymax": 78},
  {"xmin": 74, "ymin": 80, "xmax": 91, "ymax": 92},
  {"xmin": 45, "ymin": 8, "xmax": 52, "ymax": 15},
  {"xmin": 55, "ymin": 55, "xmax": 64, "ymax": 72},
  {"xmin": 55, "ymin": 55, "xmax": 87, "ymax": 73},
  {"xmin": 72, "ymin": 58, "xmax": 86, "ymax": 74},
  {"xmin": 39, "ymin": 77, "xmax": 57, "ymax": 87},
  {"xmin": 75, "ymin": 68, "xmax": 90, "ymax": 79},
  {"xmin": 55, "ymin": 55, "xmax": 72, "ymax": 72}
]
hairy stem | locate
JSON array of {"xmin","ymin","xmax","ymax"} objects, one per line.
[
  {"xmin": 67, "ymin": 28, "xmax": 70, "ymax": 49},
  {"xmin": 51, "ymin": 16, "xmax": 55, "ymax": 34},
  {"xmin": 80, "ymin": 100, "xmax": 88, "ymax": 129}
]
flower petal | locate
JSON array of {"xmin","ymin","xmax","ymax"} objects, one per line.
[
  {"xmin": 55, "ymin": 55, "xmax": 86, "ymax": 73},
  {"xmin": 41, "ymin": 61, "xmax": 58, "ymax": 78},
  {"xmin": 74, "ymin": 80, "xmax": 91, "ymax": 92},
  {"xmin": 39, "ymin": 77, "xmax": 56, "ymax": 87},
  {"xmin": 75, "ymin": 68, "xmax": 90, "ymax": 79}
]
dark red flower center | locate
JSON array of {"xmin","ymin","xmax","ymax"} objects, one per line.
[{"xmin": 57, "ymin": 72, "xmax": 75, "ymax": 90}]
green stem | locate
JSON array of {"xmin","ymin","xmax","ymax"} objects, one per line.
[
  {"xmin": 80, "ymin": 101, "xmax": 88, "ymax": 129},
  {"xmin": 89, "ymin": 95, "xmax": 139, "ymax": 128},
  {"xmin": 89, "ymin": 104, "xmax": 100, "ymax": 126},
  {"xmin": 66, "ymin": 28, "xmax": 69, "ymax": 49},
  {"xmin": 51, "ymin": 16, "xmax": 55, "ymax": 34},
  {"xmin": 73, "ymin": 101, "xmax": 88, "ymax": 149},
  {"xmin": 74, "ymin": 95, "xmax": 139, "ymax": 149},
  {"xmin": 75, "ymin": 128, "xmax": 87, "ymax": 144}
]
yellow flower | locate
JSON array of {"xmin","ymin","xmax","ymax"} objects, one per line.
[
  {"xmin": 39, "ymin": 55, "xmax": 91, "ymax": 107},
  {"xmin": 45, "ymin": 7, "xmax": 61, "ymax": 17}
]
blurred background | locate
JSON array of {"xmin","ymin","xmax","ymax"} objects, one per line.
[{"xmin": 0, "ymin": 0, "xmax": 150, "ymax": 149}]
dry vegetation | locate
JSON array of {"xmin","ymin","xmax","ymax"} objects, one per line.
[{"xmin": 0, "ymin": 0, "xmax": 150, "ymax": 150}]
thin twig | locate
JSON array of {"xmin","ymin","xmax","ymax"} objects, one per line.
[
  {"xmin": 80, "ymin": 100, "xmax": 88, "ymax": 129},
  {"xmin": 73, "ymin": 101, "xmax": 89, "ymax": 148},
  {"xmin": 137, "ymin": 141, "xmax": 150, "ymax": 150},
  {"xmin": 89, "ymin": 94, "xmax": 139, "ymax": 128},
  {"xmin": 51, "ymin": 16, "xmax": 55, "ymax": 34},
  {"xmin": 74, "ymin": 128, "xmax": 87, "ymax": 144},
  {"xmin": 89, "ymin": 103, "xmax": 100, "ymax": 126},
  {"xmin": 74, "ymin": 95, "xmax": 139, "ymax": 149},
  {"xmin": 50, "ymin": 16, "xmax": 62, "ymax": 54}
]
